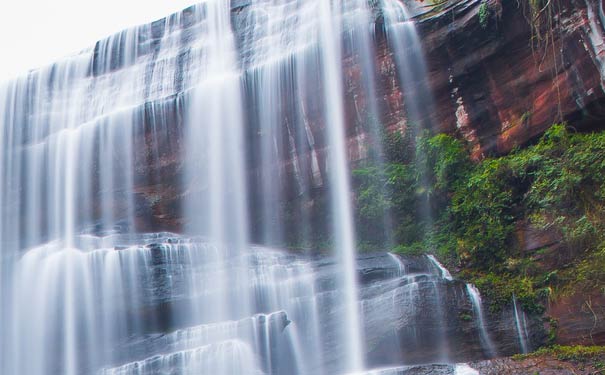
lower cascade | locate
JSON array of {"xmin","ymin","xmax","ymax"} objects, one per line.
[
  {"xmin": 2, "ymin": 233, "xmax": 529, "ymax": 374},
  {"xmin": 4, "ymin": 233, "xmax": 520, "ymax": 374},
  {"xmin": 0, "ymin": 0, "xmax": 546, "ymax": 374}
]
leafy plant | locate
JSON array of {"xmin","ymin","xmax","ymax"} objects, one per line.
[
  {"xmin": 354, "ymin": 123, "xmax": 605, "ymax": 314},
  {"xmin": 478, "ymin": 2, "xmax": 489, "ymax": 29}
]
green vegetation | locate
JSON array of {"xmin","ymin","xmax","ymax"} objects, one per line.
[
  {"xmin": 353, "ymin": 124, "xmax": 605, "ymax": 312},
  {"xmin": 513, "ymin": 345, "xmax": 605, "ymax": 362},
  {"xmin": 513, "ymin": 345, "xmax": 605, "ymax": 372},
  {"xmin": 478, "ymin": 2, "xmax": 489, "ymax": 29},
  {"xmin": 459, "ymin": 311, "xmax": 473, "ymax": 322}
]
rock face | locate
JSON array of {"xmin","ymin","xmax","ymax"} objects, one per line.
[
  {"xmin": 406, "ymin": 0, "xmax": 605, "ymax": 158},
  {"xmin": 547, "ymin": 292, "xmax": 605, "ymax": 346},
  {"xmin": 357, "ymin": 254, "xmax": 546, "ymax": 366},
  {"xmin": 470, "ymin": 355, "xmax": 605, "ymax": 374},
  {"xmin": 512, "ymin": 220, "xmax": 605, "ymax": 347}
]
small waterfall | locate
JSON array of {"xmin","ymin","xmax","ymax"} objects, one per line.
[
  {"xmin": 425, "ymin": 254, "xmax": 452, "ymax": 362},
  {"xmin": 466, "ymin": 284, "xmax": 498, "ymax": 358},
  {"xmin": 512, "ymin": 294, "xmax": 530, "ymax": 354},
  {"xmin": 388, "ymin": 253, "xmax": 407, "ymax": 276},
  {"xmin": 427, "ymin": 254, "xmax": 453, "ymax": 281}
]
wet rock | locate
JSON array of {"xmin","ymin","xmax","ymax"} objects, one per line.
[
  {"xmin": 548, "ymin": 292, "xmax": 605, "ymax": 346},
  {"xmin": 413, "ymin": 0, "xmax": 605, "ymax": 158},
  {"xmin": 364, "ymin": 277, "xmax": 546, "ymax": 366},
  {"xmin": 471, "ymin": 355, "xmax": 603, "ymax": 374},
  {"xmin": 372, "ymin": 364, "xmax": 458, "ymax": 375}
]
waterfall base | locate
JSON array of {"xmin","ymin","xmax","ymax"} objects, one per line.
[{"xmin": 2, "ymin": 232, "xmax": 539, "ymax": 374}]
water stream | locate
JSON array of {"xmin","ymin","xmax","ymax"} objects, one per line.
[
  {"xmin": 466, "ymin": 284, "xmax": 498, "ymax": 358},
  {"xmin": 513, "ymin": 294, "xmax": 530, "ymax": 354},
  {"xmin": 427, "ymin": 254, "xmax": 453, "ymax": 281}
]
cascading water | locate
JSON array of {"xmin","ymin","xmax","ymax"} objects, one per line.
[
  {"xmin": 513, "ymin": 294, "xmax": 530, "ymax": 354},
  {"xmin": 427, "ymin": 254, "xmax": 453, "ymax": 281},
  {"xmin": 0, "ymin": 0, "xmax": 532, "ymax": 374},
  {"xmin": 380, "ymin": 0, "xmax": 438, "ymax": 252},
  {"xmin": 317, "ymin": 0, "xmax": 365, "ymax": 370},
  {"xmin": 183, "ymin": 0, "xmax": 252, "ymax": 334},
  {"xmin": 466, "ymin": 284, "xmax": 498, "ymax": 358},
  {"xmin": 380, "ymin": 0, "xmax": 434, "ymax": 129},
  {"xmin": 388, "ymin": 253, "xmax": 407, "ymax": 276}
]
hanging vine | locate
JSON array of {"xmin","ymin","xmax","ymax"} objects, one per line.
[{"xmin": 521, "ymin": 0, "xmax": 565, "ymax": 121}]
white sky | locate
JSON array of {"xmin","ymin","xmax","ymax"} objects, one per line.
[{"xmin": 0, "ymin": 0, "xmax": 201, "ymax": 83}]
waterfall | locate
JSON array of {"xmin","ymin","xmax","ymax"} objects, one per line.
[
  {"xmin": 381, "ymin": 0, "xmax": 437, "ymax": 251},
  {"xmin": 388, "ymin": 253, "xmax": 407, "ymax": 276},
  {"xmin": 466, "ymin": 284, "xmax": 498, "ymax": 358},
  {"xmin": 380, "ymin": 0, "xmax": 434, "ymax": 128},
  {"xmin": 318, "ymin": 0, "xmax": 365, "ymax": 370},
  {"xmin": 183, "ymin": 0, "xmax": 251, "ymax": 329},
  {"xmin": 513, "ymin": 294, "xmax": 530, "ymax": 354},
  {"xmin": 0, "ymin": 0, "xmax": 533, "ymax": 374},
  {"xmin": 427, "ymin": 254, "xmax": 453, "ymax": 281}
]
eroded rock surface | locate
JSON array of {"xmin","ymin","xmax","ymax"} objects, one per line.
[
  {"xmin": 471, "ymin": 355, "xmax": 605, "ymax": 374},
  {"xmin": 548, "ymin": 292, "xmax": 605, "ymax": 346},
  {"xmin": 410, "ymin": 0, "xmax": 605, "ymax": 158}
]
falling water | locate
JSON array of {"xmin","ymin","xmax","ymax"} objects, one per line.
[
  {"xmin": 513, "ymin": 294, "xmax": 530, "ymax": 354},
  {"xmin": 380, "ymin": 0, "xmax": 438, "ymax": 252},
  {"xmin": 0, "ymin": 0, "xmax": 533, "ymax": 374},
  {"xmin": 345, "ymin": 0, "xmax": 395, "ymax": 248},
  {"xmin": 388, "ymin": 253, "xmax": 407, "ymax": 276},
  {"xmin": 426, "ymin": 255, "xmax": 451, "ymax": 363},
  {"xmin": 183, "ymin": 1, "xmax": 252, "ymax": 333},
  {"xmin": 466, "ymin": 284, "xmax": 498, "ymax": 358},
  {"xmin": 454, "ymin": 363, "xmax": 479, "ymax": 375},
  {"xmin": 427, "ymin": 254, "xmax": 453, "ymax": 281},
  {"xmin": 0, "ymin": 26, "xmax": 146, "ymax": 374},
  {"xmin": 380, "ymin": 0, "xmax": 434, "ymax": 128},
  {"xmin": 318, "ymin": 0, "xmax": 365, "ymax": 370}
]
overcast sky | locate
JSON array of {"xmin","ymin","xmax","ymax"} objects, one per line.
[{"xmin": 0, "ymin": 0, "xmax": 201, "ymax": 82}]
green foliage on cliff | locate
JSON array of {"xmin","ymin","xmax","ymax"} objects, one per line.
[
  {"xmin": 514, "ymin": 344, "xmax": 605, "ymax": 362},
  {"xmin": 353, "ymin": 124, "xmax": 605, "ymax": 311},
  {"xmin": 353, "ymin": 129, "xmax": 472, "ymax": 255}
]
